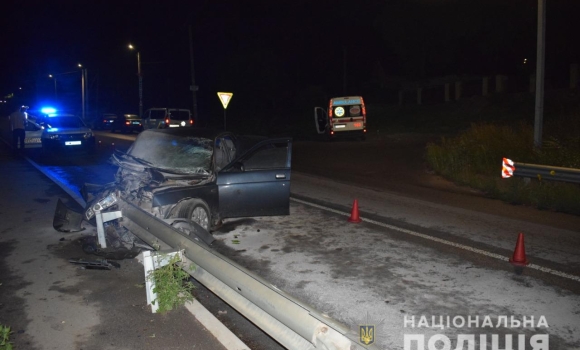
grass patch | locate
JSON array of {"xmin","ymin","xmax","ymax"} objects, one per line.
[
  {"xmin": 0, "ymin": 325, "xmax": 13, "ymax": 350},
  {"xmin": 148, "ymin": 254, "xmax": 195, "ymax": 313},
  {"xmin": 426, "ymin": 119, "xmax": 580, "ymax": 215}
]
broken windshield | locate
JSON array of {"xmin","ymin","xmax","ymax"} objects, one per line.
[{"xmin": 128, "ymin": 131, "xmax": 213, "ymax": 174}]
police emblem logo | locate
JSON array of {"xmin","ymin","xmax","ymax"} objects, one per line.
[
  {"xmin": 351, "ymin": 312, "xmax": 385, "ymax": 348},
  {"xmin": 360, "ymin": 324, "xmax": 375, "ymax": 345}
]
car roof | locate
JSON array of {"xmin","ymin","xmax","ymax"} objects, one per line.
[
  {"xmin": 141, "ymin": 127, "xmax": 272, "ymax": 153},
  {"xmin": 47, "ymin": 113, "xmax": 77, "ymax": 118},
  {"xmin": 147, "ymin": 108, "xmax": 190, "ymax": 110},
  {"xmin": 140, "ymin": 127, "xmax": 228, "ymax": 140}
]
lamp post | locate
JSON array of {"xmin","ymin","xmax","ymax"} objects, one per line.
[
  {"xmin": 128, "ymin": 44, "xmax": 143, "ymax": 118},
  {"xmin": 78, "ymin": 63, "xmax": 86, "ymax": 120},
  {"xmin": 48, "ymin": 66, "xmax": 87, "ymax": 118},
  {"xmin": 48, "ymin": 74, "xmax": 57, "ymax": 101}
]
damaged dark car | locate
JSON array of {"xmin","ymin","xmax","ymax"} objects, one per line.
[{"xmin": 55, "ymin": 128, "xmax": 292, "ymax": 253}]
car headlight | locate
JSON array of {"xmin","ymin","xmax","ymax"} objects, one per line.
[
  {"xmin": 85, "ymin": 191, "xmax": 118, "ymax": 220},
  {"xmin": 83, "ymin": 131, "xmax": 93, "ymax": 138}
]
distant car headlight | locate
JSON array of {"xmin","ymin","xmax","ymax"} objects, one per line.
[
  {"xmin": 83, "ymin": 131, "xmax": 93, "ymax": 139},
  {"xmin": 47, "ymin": 134, "xmax": 59, "ymax": 140}
]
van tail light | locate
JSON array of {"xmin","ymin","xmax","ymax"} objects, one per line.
[
  {"xmin": 328, "ymin": 101, "xmax": 333, "ymax": 117},
  {"xmin": 189, "ymin": 119, "xmax": 194, "ymax": 125},
  {"xmin": 165, "ymin": 118, "xmax": 169, "ymax": 124},
  {"xmin": 125, "ymin": 121, "xmax": 130, "ymax": 125}
]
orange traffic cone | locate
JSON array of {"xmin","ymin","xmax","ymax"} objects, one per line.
[
  {"xmin": 509, "ymin": 233, "xmax": 529, "ymax": 266},
  {"xmin": 348, "ymin": 199, "xmax": 362, "ymax": 223}
]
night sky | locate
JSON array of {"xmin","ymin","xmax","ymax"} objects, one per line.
[{"xmin": 1, "ymin": 0, "xmax": 579, "ymax": 126}]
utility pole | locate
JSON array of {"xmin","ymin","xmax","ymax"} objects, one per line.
[
  {"xmin": 138, "ymin": 52, "xmax": 143, "ymax": 119},
  {"xmin": 81, "ymin": 69, "xmax": 85, "ymax": 120},
  {"xmin": 85, "ymin": 69, "xmax": 89, "ymax": 121},
  {"xmin": 534, "ymin": 0, "xmax": 546, "ymax": 148},
  {"xmin": 96, "ymin": 73, "xmax": 99, "ymax": 121},
  {"xmin": 189, "ymin": 25, "xmax": 199, "ymax": 124},
  {"xmin": 343, "ymin": 46, "xmax": 347, "ymax": 95}
]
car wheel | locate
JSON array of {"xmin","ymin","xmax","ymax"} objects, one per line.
[{"xmin": 179, "ymin": 199, "xmax": 211, "ymax": 232}]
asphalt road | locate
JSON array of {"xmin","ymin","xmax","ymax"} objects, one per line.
[{"xmin": 4, "ymin": 130, "xmax": 580, "ymax": 350}]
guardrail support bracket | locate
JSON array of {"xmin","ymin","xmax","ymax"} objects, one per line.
[{"xmin": 94, "ymin": 210, "xmax": 123, "ymax": 248}]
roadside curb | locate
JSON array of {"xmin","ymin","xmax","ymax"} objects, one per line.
[
  {"xmin": 184, "ymin": 300, "xmax": 250, "ymax": 350},
  {"xmin": 26, "ymin": 156, "xmax": 250, "ymax": 350}
]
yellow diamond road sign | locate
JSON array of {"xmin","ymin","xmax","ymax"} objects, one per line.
[{"xmin": 217, "ymin": 92, "xmax": 233, "ymax": 109}]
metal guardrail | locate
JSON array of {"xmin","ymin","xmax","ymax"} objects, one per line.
[
  {"xmin": 502, "ymin": 158, "xmax": 580, "ymax": 184},
  {"xmin": 118, "ymin": 197, "xmax": 379, "ymax": 350}
]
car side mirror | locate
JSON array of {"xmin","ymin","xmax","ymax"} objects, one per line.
[{"xmin": 232, "ymin": 161, "xmax": 245, "ymax": 172}]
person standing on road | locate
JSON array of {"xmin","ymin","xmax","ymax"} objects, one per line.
[{"xmin": 9, "ymin": 105, "xmax": 28, "ymax": 153}]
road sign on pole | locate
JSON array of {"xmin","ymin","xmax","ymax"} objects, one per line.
[
  {"xmin": 217, "ymin": 92, "xmax": 233, "ymax": 130},
  {"xmin": 217, "ymin": 92, "xmax": 233, "ymax": 109}
]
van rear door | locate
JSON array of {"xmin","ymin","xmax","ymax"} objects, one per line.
[
  {"xmin": 314, "ymin": 107, "xmax": 327, "ymax": 134},
  {"xmin": 329, "ymin": 96, "xmax": 366, "ymax": 134},
  {"xmin": 167, "ymin": 109, "xmax": 193, "ymax": 127}
]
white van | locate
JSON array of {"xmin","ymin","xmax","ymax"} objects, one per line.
[
  {"xmin": 314, "ymin": 96, "xmax": 367, "ymax": 140},
  {"xmin": 143, "ymin": 108, "xmax": 193, "ymax": 129}
]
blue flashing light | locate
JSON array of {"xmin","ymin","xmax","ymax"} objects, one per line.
[{"xmin": 41, "ymin": 107, "xmax": 57, "ymax": 114}]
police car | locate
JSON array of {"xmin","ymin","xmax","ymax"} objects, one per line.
[
  {"xmin": 23, "ymin": 114, "xmax": 44, "ymax": 148},
  {"xmin": 41, "ymin": 112, "xmax": 96, "ymax": 155}
]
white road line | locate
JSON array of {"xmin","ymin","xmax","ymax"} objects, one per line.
[{"xmin": 291, "ymin": 197, "xmax": 580, "ymax": 283}]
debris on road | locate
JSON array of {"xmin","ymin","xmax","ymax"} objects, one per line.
[{"xmin": 68, "ymin": 258, "xmax": 121, "ymax": 270}]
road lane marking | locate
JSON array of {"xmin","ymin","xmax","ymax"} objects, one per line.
[{"xmin": 291, "ymin": 197, "xmax": 580, "ymax": 283}]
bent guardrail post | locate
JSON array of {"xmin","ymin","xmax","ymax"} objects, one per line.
[
  {"xmin": 143, "ymin": 249, "xmax": 184, "ymax": 313},
  {"xmin": 118, "ymin": 198, "xmax": 379, "ymax": 350},
  {"xmin": 95, "ymin": 209, "xmax": 123, "ymax": 248},
  {"xmin": 502, "ymin": 158, "xmax": 580, "ymax": 184}
]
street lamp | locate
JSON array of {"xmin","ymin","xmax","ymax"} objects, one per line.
[
  {"xmin": 47, "ymin": 65, "xmax": 88, "ymax": 118},
  {"xmin": 78, "ymin": 64, "xmax": 87, "ymax": 120},
  {"xmin": 128, "ymin": 44, "xmax": 143, "ymax": 119},
  {"xmin": 48, "ymin": 74, "xmax": 57, "ymax": 101}
]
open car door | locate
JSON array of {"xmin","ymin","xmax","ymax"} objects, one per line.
[
  {"xmin": 314, "ymin": 107, "xmax": 328, "ymax": 134},
  {"xmin": 217, "ymin": 138, "xmax": 292, "ymax": 218}
]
